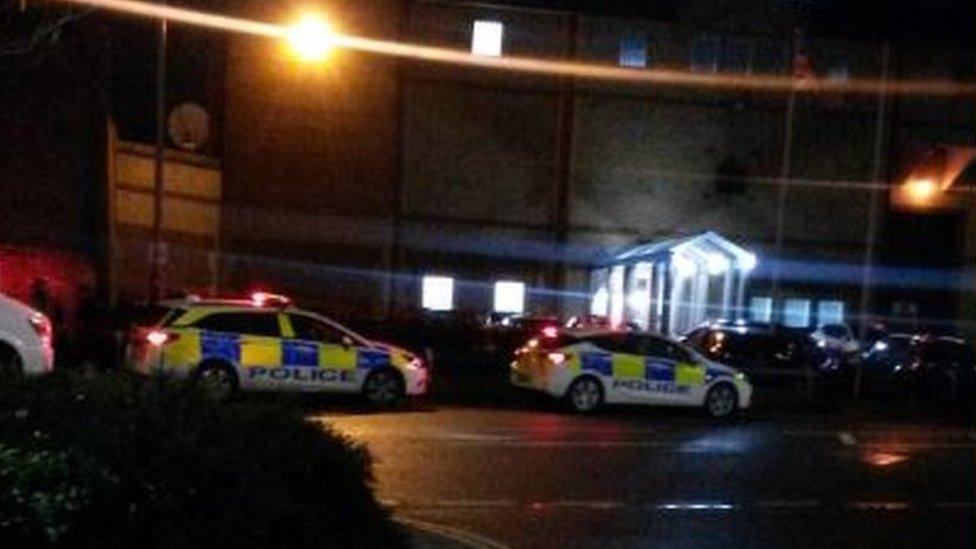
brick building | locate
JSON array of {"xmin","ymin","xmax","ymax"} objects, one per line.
[{"xmin": 218, "ymin": 0, "xmax": 976, "ymax": 332}]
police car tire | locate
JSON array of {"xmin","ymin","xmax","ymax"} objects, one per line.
[
  {"xmin": 566, "ymin": 376, "xmax": 604, "ymax": 414},
  {"xmin": 704, "ymin": 383, "xmax": 738, "ymax": 419},
  {"xmin": 363, "ymin": 368, "xmax": 405, "ymax": 407},
  {"xmin": 192, "ymin": 361, "xmax": 239, "ymax": 399},
  {"xmin": 0, "ymin": 345, "xmax": 22, "ymax": 378}
]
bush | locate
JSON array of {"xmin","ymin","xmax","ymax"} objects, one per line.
[{"xmin": 0, "ymin": 373, "xmax": 407, "ymax": 548}]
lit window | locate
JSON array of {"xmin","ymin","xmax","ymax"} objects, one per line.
[
  {"xmin": 471, "ymin": 20, "xmax": 503, "ymax": 57},
  {"xmin": 750, "ymin": 296, "xmax": 772, "ymax": 323},
  {"xmin": 422, "ymin": 275, "xmax": 454, "ymax": 311},
  {"xmin": 619, "ymin": 36, "xmax": 647, "ymax": 68},
  {"xmin": 493, "ymin": 280, "xmax": 525, "ymax": 314},
  {"xmin": 783, "ymin": 298, "xmax": 811, "ymax": 328},
  {"xmin": 817, "ymin": 300, "xmax": 845, "ymax": 326}
]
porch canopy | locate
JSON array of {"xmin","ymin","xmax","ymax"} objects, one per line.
[{"xmin": 591, "ymin": 231, "xmax": 757, "ymax": 336}]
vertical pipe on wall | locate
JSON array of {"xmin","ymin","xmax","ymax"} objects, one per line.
[{"xmin": 551, "ymin": 12, "xmax": 579, "ymax": 315}]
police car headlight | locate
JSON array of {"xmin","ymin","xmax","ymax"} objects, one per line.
[{"xmin": 734, "ymin": 371, "xmax": 748, "ymax": 383}]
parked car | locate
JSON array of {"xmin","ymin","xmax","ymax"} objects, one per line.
[
  {"xmin": 510, "ymin": 329, "xmax": 752, "ymax": 417},
  {"xmin": 683, "ymin": 321, "xmax": 845, "ymax": 396},
  {"xmin": 0, "ymin": 292, "xmax": 54, "ymax": 376},
  {"xmin": 862, "ymin": 333, "xmax": 976, "ymax": 409},
  {"xmin": 811, "ymin": 323, "xmax": 860, "ymax": 355},
  {"xmin": 125, "ymin": 293, "xmax": 428, "ymax": 405}
]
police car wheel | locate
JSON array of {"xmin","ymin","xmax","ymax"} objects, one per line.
[
  {"xmin": 566, "ymin": 376, "xmax": 603, "ymax": 414},
  {"xmin": 364, "ymin": 369, "xmax": 405, "ymax": 407},
  {"xmin": 194, "ymin": 362, "xmax": 238, "ymax": 400},
  {"xmin": 0, "ymin": 346, "xmax": 22, "ymax": 378},
  {"xmin": 705, "ymin": 383, "xmax": 738, "ymax": 419}
]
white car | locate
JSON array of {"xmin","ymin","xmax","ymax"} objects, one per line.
[
  {"xmin": 812, "ymin": 323, "xmax": 860, "ymax": 355},
  {"xmin": 0, "ymin": 292, "xmax": 55, "ymax": 376},
  {"xmin": 510, "ymin": 329, "xmax": 752, "ymax": 417}
]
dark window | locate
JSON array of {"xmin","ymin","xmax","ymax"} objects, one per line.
[
  {"xmin": 690, "ymin": 33, "xmax": 720, "ymax": 72},
  {"xmin": 289, "ymin": 315, "xmax": 349, "ymax": 345},
  {"xmin": 722, "ymin": 37, "xmax": 751, "ymax": 73},
  {"xmin": 821, "ymin": 325, "xmax": 849, "ymax": 339},
  {"xmin": 644, "ymin": 336, "xmax": 693, "ymax": 362},
  {"xmin": 586, "ymin": 333, "xmax": 642, "ymax": 355},
  {"xmin": 194, "ymin": 312, "xmax": 281, "ymax": 338},
  {"xmin": 684, "ymin": 328, "xmax": 708, "ymax": 348}
]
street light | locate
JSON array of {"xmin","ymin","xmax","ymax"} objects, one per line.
[
  {"xmin": 902, "ymin": 177, "xmax": 938, "ymax": 208},
  {"xmin": 286, "ymin": 14, "xmax": 335, "ymax": 62}
]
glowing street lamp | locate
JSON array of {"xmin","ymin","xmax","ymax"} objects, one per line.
[
  {"xmin": 903, "ymin": 177, "xmax": 938, "ymax": 207},
  {"xmin": 287, "ymin": 14, "xmax": 335, "ymax": 61}
]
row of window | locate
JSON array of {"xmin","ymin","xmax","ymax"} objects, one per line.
[
  {"xmin": 749, "ymin": 296, "xmax": 845, "ymax": 328},
  {"xmin": 469, "ymin": 20, "xmax": 850, "ymax": 78},
  {"xmin": 422, "ymin": 275, "xmax": 526, "ymax": 314}
]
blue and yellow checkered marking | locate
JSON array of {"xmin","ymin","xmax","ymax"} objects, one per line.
[
  {"xmin": 282, "ymin": 340, "xmax": 319, "ymax": 367},
  {"xmin": 163, "ymin": 329, "xmax": 393, "ymax": 371},
  {"xmin": 201, "ymin": 332, "xmax": 240, "ymax": 363},
  {"xmin": 574, "ymin": 352, "xmax": 706, "ymax": 387}
]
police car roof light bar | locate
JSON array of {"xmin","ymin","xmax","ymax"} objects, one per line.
[{"xmin": 250, "ymin": 292, "xmax": 292, "ymax": 308}]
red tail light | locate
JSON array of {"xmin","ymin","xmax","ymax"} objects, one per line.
[
  {"xmin": 28, "ymin": 312, "xmax": 52, "ymax": 347},
  {"xmin": 146, "ymin": 330, "xmax": 179, "ymax": 347}
]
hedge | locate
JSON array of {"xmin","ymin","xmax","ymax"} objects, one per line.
[{"xmin": 0, "ymin": 372, "xmax": 407, "ymax": 548}]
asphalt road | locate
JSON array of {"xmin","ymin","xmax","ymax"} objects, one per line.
[{"xmin": 311, "ymin": 404, "xmax": 976, "ymax": 549}]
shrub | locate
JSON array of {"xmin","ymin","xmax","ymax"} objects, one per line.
[{"xmin": 0, "ymin": 373, "xmax": 406, "ymax": 548}]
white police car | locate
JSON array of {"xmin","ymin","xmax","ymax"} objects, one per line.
[
  {"xmin": 126, "ymin": 293, "xmax": 427, "ymax": 405},
  {"xmin": 510, "ymin": 329, "xmax": 752, "ymax": 417}
]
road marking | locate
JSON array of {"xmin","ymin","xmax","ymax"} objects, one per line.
[
  {"xmin": 397, "ymin": 517, "xmax": 512, "ymax": 549},
  {"xmin": 654, "ymin": 502, "xmax": 736, "ymax": 511},
  {"xmin": 849, "ymin": 501, "xmax": 910, "ymax": 511},
  {"xmin": 838, "ymin": 431, "xmax": 858, "ymax": 446}
]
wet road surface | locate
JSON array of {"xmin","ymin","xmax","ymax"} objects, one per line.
[{"xmin": 312, "ymin": 405, "xmax": 976, "ymax": 548}]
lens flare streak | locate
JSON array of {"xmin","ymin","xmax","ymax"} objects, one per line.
[{"xmin": 53, "ymin": 0, "xmax": 976, "ymax": 97}]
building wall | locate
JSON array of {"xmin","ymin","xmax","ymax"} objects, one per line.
[
  {"xmin": 214, "ymin": 0, "xmax": 976, "ymax": 329},
  {"xmin": 221, "ymin": 0, "xmax": 403, "ymax": 318},
  {"xmin": 109, "ymin": 139, "xmax": 222, "ymax": 301}
]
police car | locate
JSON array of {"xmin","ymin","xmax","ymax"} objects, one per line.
[
  {"xmin": 510, "ymin": 329, "xmax": 752, "ymax": 417},
  {"xmin": 125, "ymin": 293, "xmax": 427, "ymax": 405}
]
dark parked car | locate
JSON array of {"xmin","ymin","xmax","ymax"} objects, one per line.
[
  {"xmin": 683, "ymin": 321, "xmax": 845, "ymax": 397},
  {"xmin": 862, "ymin": 334, "xmax": 976, "ymax": 410}
]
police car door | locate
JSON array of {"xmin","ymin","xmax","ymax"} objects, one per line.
[
  {"xmin": 282, "ymin": 314, "xmax": 359, "ymax": 392},
  {"xmin": 196, "ymin": 312, "xmax": 284, "ymax": 390},
  {"xmin": 643, "ymin": 336, "xmax": 707, "ymax": 405},
  {"xmin": 596, "ymin": 334, "xmax": 651, "ymax": 404}
]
